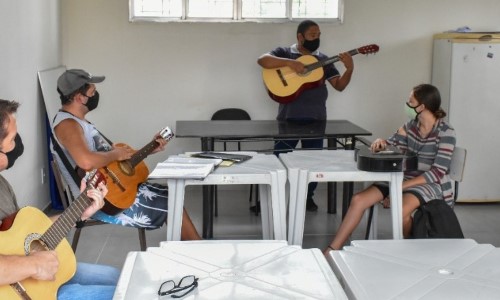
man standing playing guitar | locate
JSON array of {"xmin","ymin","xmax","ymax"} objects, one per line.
[{"xmin": 257, "ymin": 20, "xmax": 354, "ymax": 211}]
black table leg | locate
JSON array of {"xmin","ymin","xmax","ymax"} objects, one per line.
[
  {"xmin": 327, "ymin": 138, "xmax": 337, "ymax": 214},
  {"xmin": 201, "ymin": 137, "xmax": 214, "ymax": 239},
  {"xmin": 202, "ymin": 186, "xmax": 213, "ymax": 239}
]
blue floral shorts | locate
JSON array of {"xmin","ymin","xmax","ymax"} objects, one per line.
[{"xmin": 91, "ymin": 182, "xmax": 168, "ymax": 229}]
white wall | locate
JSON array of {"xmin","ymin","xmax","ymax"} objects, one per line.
[
  {"xmin": 0, "ymin": 1, "xmax": 496, "ymax": 208},
  {"xmin": 0, "ymin": 0, "xmax": 60, "ymax": 209},
  {"xmin": 0, "ymin": 1, "xmax": 495, "ymax": 211},
  {"xmin": 60, "ymin": 0, "xmax": 500, "ymax": 171}
]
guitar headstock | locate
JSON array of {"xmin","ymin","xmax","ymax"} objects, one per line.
[
  {"xmin": 159, "ymin": 126, "xmax": 175, "ymax": 141},
  {"xmin": 84, "ymin": 170, "xmax": 107, "ymax": 189},
  {"xmin": 358, "ymin": 44, "xmax": 379, "ymax": 55}
]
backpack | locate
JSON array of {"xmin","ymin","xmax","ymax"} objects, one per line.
[{"xmin": 411, "ymin": 199, "xmax": 464, "ymax": 239}]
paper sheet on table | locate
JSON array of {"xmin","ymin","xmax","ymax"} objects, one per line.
[{"xmin": 148, "ymin": 157, "xmax": 222, "ymax": 179}]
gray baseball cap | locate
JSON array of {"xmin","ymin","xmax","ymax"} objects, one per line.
[{"xmin": 57, "ymin": 69, "xmax": 105, "ymax": 96}]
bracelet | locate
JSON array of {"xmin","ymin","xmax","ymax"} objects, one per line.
[{"xmin": 327, "ymin": 245, "xmax": 335, "ymax": 251}]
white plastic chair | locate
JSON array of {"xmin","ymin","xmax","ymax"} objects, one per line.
[
  {"xmin": 449, "ymin": 146, "xmax": 467, "ymax": 202},
  {"xmin": 365, "ymin": 146, "xmax": 467, "ymax": 239},
  {"xmin": 51, "ymin": 155, "xmax": 147, "ymax": 251}
]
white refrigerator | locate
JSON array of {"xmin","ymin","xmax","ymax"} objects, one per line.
[{"xmin": 432, "ymin": 33, "xmax": 500, "ymax": 202}]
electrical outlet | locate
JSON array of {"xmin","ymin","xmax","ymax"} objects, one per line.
[{"xmin": 41, "ymin": 167, "xmax": 46, "ymax": 184}]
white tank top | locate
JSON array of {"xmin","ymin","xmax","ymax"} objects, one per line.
[{"xmin": 51, "ymin": 111, "xmax": 112, "ymax": 196}]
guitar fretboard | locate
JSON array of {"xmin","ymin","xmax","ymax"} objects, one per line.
[
  {"xmin": 305, "ymin": 48, "xmax": 360, "ymax": 73},
  {"xmin": 127, "ymin": 127, "xmax": 173, "ymax": 168},
  {"xmin": 40, "ymin": 171, "xmax": 102, "ymax": 250},
  {"xmin": 129, "ymin": 140, "xmax": 159, "ymax": 168},
  {"xmin": 41, "ymin": 192, "xmax": 93, "ymax": 250}
]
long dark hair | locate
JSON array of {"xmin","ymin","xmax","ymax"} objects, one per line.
[{"xmin": 413, "ymin": 84, "xmax": 447, "ymax": 119}]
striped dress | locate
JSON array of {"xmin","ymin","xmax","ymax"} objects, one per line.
[{"xmin": 385, "ymin": 118, "xmax": 456, "ymax": 206}]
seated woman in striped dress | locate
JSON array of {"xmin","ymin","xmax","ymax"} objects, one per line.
[{"xmin": 324, "ymin": 83, "xmax": 456, "ymax": 253}]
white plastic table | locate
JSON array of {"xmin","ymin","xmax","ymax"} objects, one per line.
[
  {"xmin": 113, "ymin": 240, "xmax": 348, "ymax": 300},
  {"xmin": 160, "ymin": 153, "xmax": 287, "ymax": 241},
  {"xmin": 280, "ymin": 150, "xmax": 404, "ymax": 246},
  {"xmin": 327, "ymin": 239, "xmax": 500, "ymax": 300}
]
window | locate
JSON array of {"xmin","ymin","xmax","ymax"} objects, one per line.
[{"xmin": 130, "ymin": 0, "xmax": 343, "ymax": 23}]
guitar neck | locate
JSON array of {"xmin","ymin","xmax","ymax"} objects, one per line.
[
  {"xmin": 305, "ymin": 48, "xmax": 359, "ymax": 73},
  {"xmin": 128, "ymin": 140, "xmax": 159, "ymax": 168},
  {"xmin": 41, "ymin": 192, "xmax": 93, "ymax": 250}
]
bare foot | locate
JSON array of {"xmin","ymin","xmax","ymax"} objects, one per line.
[{"xmin": 381, "ymin": 197, "xmax": 390, "ymax": 209}]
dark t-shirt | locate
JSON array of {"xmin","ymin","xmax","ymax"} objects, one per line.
[{"xmin": 269, "ymin": 45, "xmax": 340, "ymax": 121}]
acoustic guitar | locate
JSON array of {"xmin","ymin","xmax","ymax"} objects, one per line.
[
  {"xmin": 262, "ymin": 44, "xmax": 379, "ymax": 104},
  {"xmin": 96, "ymin": 127, "xmax": 174, "ymax": 215},
  {"xmin": 0, "ymin": 170, "xmax": 105, "ymax": 300}
]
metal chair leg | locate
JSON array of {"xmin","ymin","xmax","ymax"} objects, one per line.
[
  {"xmin": 248, "ymin": 185, "xmax": 260, "ymax": 216},
  {"xmin": 254, "ymin": 185, "xmax": 259, "ymax": 216},
  {"xmin": 249, "ymin": 185, "xmax": 253, "ymax": 202},
  {"xmin": 214, "ymin": 187, "xmax": 218, "ymax": 217},
  {"xmin": 72, "ymin": 228, "xmax": 82, "ymax": 252},
  {"xmin": 138, "ymin": 228, "xmax": 147, "ymax": 251}
]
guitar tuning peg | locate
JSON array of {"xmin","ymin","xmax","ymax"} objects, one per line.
[{"xmin": 160, "ymin": 126, "xmax": 174, "ymax": 141}]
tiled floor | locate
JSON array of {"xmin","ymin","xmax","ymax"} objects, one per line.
[{"xmin": 69, "ymin": 183, "xmax": 500, "ymax": 269}]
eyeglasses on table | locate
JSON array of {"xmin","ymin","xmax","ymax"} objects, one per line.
[{"xmin": 158, "ymin": 275, "xmax": 199, "ymax": 298}]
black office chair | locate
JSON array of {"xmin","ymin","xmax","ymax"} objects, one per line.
[
  {"xmin": 211, "ymin": 108, "xmax": 259, "ymax": 216},
  {"xmin": 211, "ymin": 108, "xmax": 251, "ymax": 149}
]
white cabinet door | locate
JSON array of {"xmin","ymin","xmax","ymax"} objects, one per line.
[{"xmin": 448, "ymin": 42, "xmax": 500, "ymax": 201}]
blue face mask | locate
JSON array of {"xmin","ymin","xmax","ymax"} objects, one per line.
[{"xmin": 405, "ymin": 102, "xmax": 420, "ymax": 120}]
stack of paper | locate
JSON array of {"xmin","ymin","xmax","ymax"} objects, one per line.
[{"xmin": 148, "ymin": 156, "xmax": 222, "ymax": 180}]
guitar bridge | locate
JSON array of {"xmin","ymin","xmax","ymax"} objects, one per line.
[
  {"xmin": 276, "ymin": 69, "xmax": 288, "ymax": 87},
  {"xmin": 104, "ymin": 167, "xmax": 126, "ymax": 192}
]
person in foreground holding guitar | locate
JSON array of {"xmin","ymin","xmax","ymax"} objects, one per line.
[
  {"xmin": 0, "ymin": 99, "xmax": 119, "ymax": 299},
  {"xmin": 257, "ymin": 19, "xmax": 354, "ymax": 212},
  {"xmin": 53, "ymin": 69, "xmax": 201, "ymax": 240},
  {"xmin": 323, "ymin": 84, "xmax": 456, "ymax": 254}
]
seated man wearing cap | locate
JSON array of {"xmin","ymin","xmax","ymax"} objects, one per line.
[
  {"xmin": 0, "ymin": 99, "xmax": 119, "ymax": 300},
  {"xmin": 52, "ymin": 69, "xmax": 201, "ymax": 240}
]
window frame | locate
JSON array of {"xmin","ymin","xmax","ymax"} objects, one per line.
[{"xmin": 129, "ymin": 0, "xmax": 344, "ymax": 24}]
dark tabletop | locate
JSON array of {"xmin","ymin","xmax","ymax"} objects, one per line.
[{"xmin": 175, "ymin": 120, "xmax": 372, "ymax": 139}]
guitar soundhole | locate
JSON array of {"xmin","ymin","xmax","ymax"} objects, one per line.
[
  {"xmin": 118, "ymin": 161, "xmax": 135, "ymax": 176},
  {"xmin": 24, "ymin": 233, "xmax": 45, "ymax": 255}
]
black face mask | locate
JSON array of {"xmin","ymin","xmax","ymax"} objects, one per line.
[
  {"xmin": 302, "ymin": 38, "xmax": 320, "ymax": 52},
  {"xmin": 1, "ymin": 133, "xmax": 24, "ymax": 169},
  {"xmin": 84, "ymin": 91, "xmax": 100, "ymax": 112}
]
